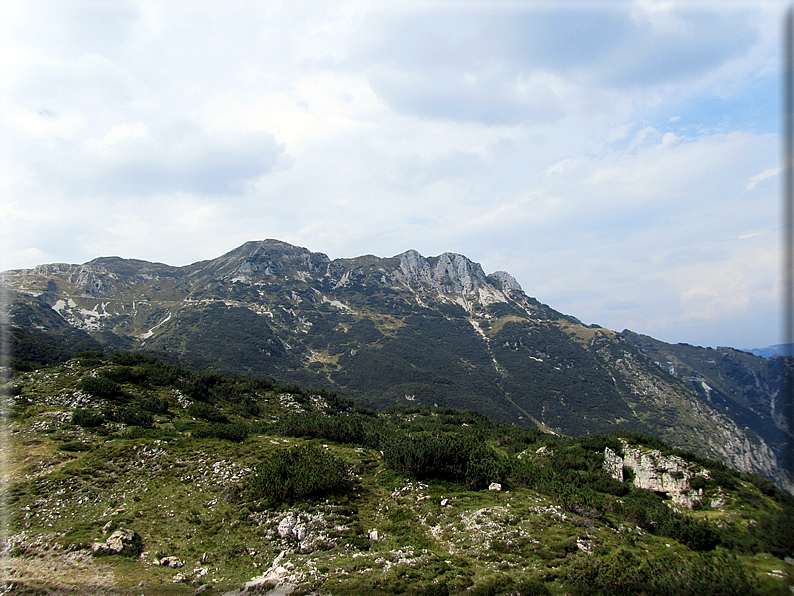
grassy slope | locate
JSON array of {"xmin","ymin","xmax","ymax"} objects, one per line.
[{"xmin": 4, "ymin": 356, "xmax": 794, "ymax": 595}]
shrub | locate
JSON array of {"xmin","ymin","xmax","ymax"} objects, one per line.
[
  {"xmin": 192, "ymin": 422, "xmax": 249, "ymax": 442},
  {"xmin": 80, "ymin": 376, "xmax": 124, "ymax": 400},
  {"xmin": 382, "ymin": 431, "xmax": 509, "ymax": 490},
  {"xmin": 59, "ymin": 441, "xmax": 92, "ymax": 452},
  {"xmin": 567, "ymin": 549, "xmax": 758, "ymax": 596},
  {"xmin": 71, "ymin": 408, "xmax": 104, "ymax": 428},
  {"xmin": 275, "ymin": 413, "xmax": 365, "ymax": 445},
  {"xmin": 618, "ymin": 489, "xmax": 719, "ymax": 551},
  {"xmin": 187, "ymin": 402, "xmax": 228, "ymax": 423},
  {"xmin": 115, "ymin": 407, "xmax": 154, "ymax": 428},
  {"xmin": 250, "ymin": 444, "xmax": 348, "ymax": 504},
  {"xmin": 141, "ymin": 395, "xmax": 170, "ymax": 414},
  {"xmin": 75, "ymin": 351, "xmax": 104, "ymax": 366},
  {"xmin": 102, "ymin": 365, "xmax": 148, "ymax": 385}
]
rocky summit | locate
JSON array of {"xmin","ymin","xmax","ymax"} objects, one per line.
[{"xmin": 3, "ymin": 239, "xmax": 793, "ymax": 492}]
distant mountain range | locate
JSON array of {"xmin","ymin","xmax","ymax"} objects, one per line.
[
  {"xmin": 745, "ymin": 344, "xmax": 794, "ymax": 359},
  {"xmin": 3, "ymin": 239, "xmax": 792, "ymax": 491}
]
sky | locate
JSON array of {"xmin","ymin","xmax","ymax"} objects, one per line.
[{"xmin": 0, "ymin": 0, "xmax": 788, "ymax": 350}]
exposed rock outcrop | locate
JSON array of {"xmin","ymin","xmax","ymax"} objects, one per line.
[
  {"xmin": 604, "ymin": 441, "xmax": 708, "ymax": 508},
  {"xmin": 91, "ymin": 527, "xmax": 143, "ymax": 557}
]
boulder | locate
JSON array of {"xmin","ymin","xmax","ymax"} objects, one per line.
[
  {"xmin": 91, "ymin": 528, "xmax": 143, "ymax": 557},
  {"xmin": 488, "ymin": 483, "xmax": 502, "ymax": 492},
  {"xmin": 277, "ymin": 514, "xmax": 297, "ymax": 539},
  {"xmin": 159, "ymin": 556, "xmax": 185, "ymax": 568}
]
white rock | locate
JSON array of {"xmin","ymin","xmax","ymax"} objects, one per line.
[
  {"xmin": 606, "ymin": 440, "xmax": 706, "ymax": 508},
  {"xmin": 159, "ymin": 556, "xmax": 185, "ymax": 568},
  {"xmin": 294, "ymin": 524, "xmax": 307, "ymax": 541},
  {"xmin": 277, "ymin": 514, "xmax": 297, "ymax": 538},
  {"xmin": 488, "ymin": 483, "xmax": 502, "ymax": 491}
]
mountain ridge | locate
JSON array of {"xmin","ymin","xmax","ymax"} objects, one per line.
[{"xmin": 3, "ymin": 239, "xmax": 792, "ymax": 492}]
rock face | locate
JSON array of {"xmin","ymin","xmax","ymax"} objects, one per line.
[
  {"xmin": 271, "ymin": 510, "xmax": 333, "ymax": 553},
  {"xmin": 391, "ymin": 249, "xmax": 507, "ymax": 294},
  {"xmin": 91, "ymin": 527, "xmax": 143, "ymax": 557},
  {"xmin": 604, "ymin": 441, "xmax": 708, "ymax": 508}
]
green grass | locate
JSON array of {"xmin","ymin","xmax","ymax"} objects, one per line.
[{"xmin": 4, "ymin": 355, "xmax": 793, "ymax": 595}]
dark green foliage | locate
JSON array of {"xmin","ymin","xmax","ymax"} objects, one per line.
[
  {"xmin": 250, "ymin": 444, "xmax": 349, "ymax": 503},
  {"xmin": 719, "ymin": 507, "xmax": 794, "ymax": 558},
  {"xmin": 113, "ymin": 407, "xmax": 153, "ymax": 428},
  {"xmin": 146, "ymin": 303, "xmax": 291, "ymax": 377},
  {"xmin": 469, "ymin": 577, "xmax": 551, "ymax": 596},
  {"xmin": 617, "ymin": 489, "xmax": 720, "ymax": 551},
  {"xmin": 180, "ymin": 377, "xmax": 212, "ymax": 402},
  {"xmin": 59, "ymin": 441, "xmax": 92, "ymax": 452},
  {"xmin": 75, "ymin": 351, "xmax": 104, "ymax": 366},
  {"xmin": 141, "ymin": 395, "xmax": 169, "ymax": 414},
  {"xmin": 586, "ymin": 471, "xmax": 631, "ymax": 497},
  {"xmin": 508, "ymin": 440, "xmax": 720, "ymax": 551},
  {"xmin": 109, "ymin": 352, "xmax": 162, "ymax": 366},
  {"xmin": 80, "ymin": 376, "xmax": 125, "ymax": 400},
  {"xmin": 567, "ymin": 548, "xmax": 759, "ymax": 596},
  {"xmin": 71, "ymin": 408, "xmax": 104, "ymax": 428},
  {"xmin": 492, "ymin": 320, "xmax": 635, "ymax": 436},
  {"xmin": 495, "ymin": 426, "xmax": 545, "ymax": 455},
  {"xmin": 751, "ymin": 507, "xmax": 794, "ymax": 557},
  {"xmin": 192, "ymin": 422, "xmax": 249, "ymax": 442},
  {"xmin": 102, "ymin": 365, "xmax": 149, "ymax": 385},
  {"xmin": 512, "ymin": 581, "xmax": 552, "ymax": 596},
  {"xmin": 187, "ymin": 402, "xmax": 229, "ymax": 423},
  {"xmin": 274, "ymin": 412, "xmax": 366, "ymax": 444},
  {"xmin": 382, "ymin": 431, "xmax": 509, "ymax": 490}
]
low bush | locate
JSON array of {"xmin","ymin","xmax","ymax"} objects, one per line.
[
  {"xmin": 567, "ymin": 548, "xmax": 758, "ymax": 595},
  {"xmin": 141, "ymin": 395, "xmax": 170, "ymax": 414},
  {"xmin": 114, "ymin": 407, "xmax": 153, "ymax": 428},
  {"xmin": 187, "ymin": 402, "xmax": 228, "ymax": 423},
  {"xmin": 275, "ymin": 412, "xmax": 365, "ymax": 445},
  {"xmin": 80, "ymin": 376, "xmax": 125, "ymax": 400},
  {"xmin": 250, "ymin": 444, "xmax": 348, "ymax": 504},
  {"xmin": 71, "ymin": 408, "xmax": 104, "ymax": 428},
  {"xmin": 118, "ymin": 426, "xmax": 177, "ymax": 440},
  {"xmin": 192, "ymin": 422, "xmax": 249, "ymax": 442},
  {"xmin": 102, "ymin": 365, "xmax": 148, "ymax": 385},
  {"xmin": 617, "ymin": 489, "xmax": 719, "ymax": 551},
  {"xmin": 382, "ymin": 431, "xmax": 509, "ymax": 490},
  {"xmin": 59, "ymin": 441, "xmax": 92, "ymax": 452}
]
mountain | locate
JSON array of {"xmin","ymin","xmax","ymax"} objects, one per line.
[
  {"xmin": 3, "ymin": 239, "xmax": 792, "ymax": 491},
  {"xmin": 746, "ymin": 344, "xmax": 794, "ymax": 359}
]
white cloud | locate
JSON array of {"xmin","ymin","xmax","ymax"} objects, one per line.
[
  {"xmin": 0, "ymin": 0, "xmax": 786, "ymax": 349},
  {"xmin": 746, "ymin": 164, "xmax": 782, "ymax": 190}
]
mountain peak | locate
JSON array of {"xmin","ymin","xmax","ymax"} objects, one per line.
[{"xmin": 392, "ymin": 248, "xmax": 516, "ymax": 294}]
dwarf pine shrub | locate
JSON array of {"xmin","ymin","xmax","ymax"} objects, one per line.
[{"xmin": 250, "ymin": 444, "xmax": 348, "ymax": 503}]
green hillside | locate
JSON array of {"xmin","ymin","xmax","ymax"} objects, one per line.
[{"xmin": 3, "ymin": 353, "xmax": 793, "ymax": 595}]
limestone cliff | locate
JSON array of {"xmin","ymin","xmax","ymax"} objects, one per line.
[{"xmin": 604, "ymin": 440, "xmax": 709, "ymax": 508}]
